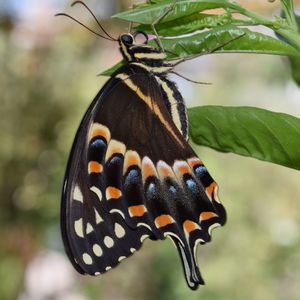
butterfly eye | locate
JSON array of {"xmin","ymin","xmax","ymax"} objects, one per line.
[
  {"xmin": 133, "ymin": 31, "xmax": 149, "ymax": 44},
  {"xmin": 120, "ymin": 34, "xmax": 134, "ymax": 45}
]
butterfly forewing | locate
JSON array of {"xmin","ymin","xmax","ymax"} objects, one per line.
[{"xmin": 62, "ymin": 64, "xmax": 226, "ymax": 289}]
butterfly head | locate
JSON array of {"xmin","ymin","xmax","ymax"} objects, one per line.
[
  {"xmin": 118, "ymin": 32, "xmax": 167, "ymax": 64},
  {"xmin": 119, "ymin": 33, "xmax": 134, "ymax": 46}
]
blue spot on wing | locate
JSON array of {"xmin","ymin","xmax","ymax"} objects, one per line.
[
  {"xmin": 169, "ymin": 185, "xmax": 177, "ymax": 194},
  {"xmin": 89, "ymin": 138, "xmax": 107, "ymax": 162},
  {"xmin": 194, "ymin": 166, "xmax": 207, "ymax": 177},
  {"xmin": 185, "ymin": 178, "xmax": 197, "ymax": 193}
]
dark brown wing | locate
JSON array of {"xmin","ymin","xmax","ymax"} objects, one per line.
[{"xmin": 61, "ymin": 65, "xmax": 226, "ymax": 290}]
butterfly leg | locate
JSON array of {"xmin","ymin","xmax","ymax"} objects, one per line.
[
  {"xmin": 172, "ymin": 34, "xmax": 246, "ymax": 67},
  {"xmin": 150, "ymin": 0, "xmax": 177, "ymax": 51}
]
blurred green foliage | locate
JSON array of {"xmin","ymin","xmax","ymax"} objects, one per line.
[{"xmin": 0, "ymin": 1, "xmax": 300, "ymax": 300}]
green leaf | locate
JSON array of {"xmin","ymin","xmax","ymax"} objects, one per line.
[
  {"xmin": 101, "ymin": 25, "xmax": 299, "ymax": 76},
  {"xmin": 136, "ymin": 13, "xmax": 252, "ymax": 36},
  {"xmin": 150, "ymin": 26, "xmax": 300, "ymax": 58},
  {"xmin": 289, "ymin": 14, "xmax": 300, "ymax": 85},
  {"xmin": 188, "ymin": 106, "xmax": 300, "ymax": 170},
  {"xmin": 99, "ymin": 60, "xmax": 126, "ymax": 76},
  {"xmin": 113, "ymin": 0, "xmax": 240, "ymax": 25}
]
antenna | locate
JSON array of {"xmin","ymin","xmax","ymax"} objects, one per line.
[
  {"xmin": 71, "ymin": 1, "xmax": 116, "ymax": 41},
  {"xmin": 55, "ymin": 1, "xmax": 117, "ymax": 41}
]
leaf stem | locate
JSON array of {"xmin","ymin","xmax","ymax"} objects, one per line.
[
  {"xmin": 230, "ymin": 2, "xmax": 300, "ymax": 52},
  {"xmin": 280, "ymin": 0, "xmax": 298, "ymax": 31},
  {"xmin": 275, "ymin": 28, "xmax": 300, "ymax": 50},
  {"xmin": 229, "ymin": 3, "xmax": 275, "ymax": 27}
]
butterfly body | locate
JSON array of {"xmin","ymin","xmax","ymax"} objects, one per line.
[{"xmin": 62, "ymin": 33, "xmax": 226, "ymax": 290}]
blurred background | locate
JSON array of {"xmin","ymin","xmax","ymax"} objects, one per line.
[{"xmin": 1, "ymin": 0, "xmax": 300, "ymax": 299}]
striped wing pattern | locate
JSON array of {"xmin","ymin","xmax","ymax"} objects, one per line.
[{"xmin": 62, "ymin": 66, "xmax": 226, "ymax": 290}]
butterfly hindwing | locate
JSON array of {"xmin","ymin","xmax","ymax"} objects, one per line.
[{"xmin": 61, "ymin": 64, "xmax": 226, "ymax": 288}]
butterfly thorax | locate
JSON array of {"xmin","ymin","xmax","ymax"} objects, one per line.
[{"xmin": 118, "ymin": 33, "xmax": 173, "ymax": 73}]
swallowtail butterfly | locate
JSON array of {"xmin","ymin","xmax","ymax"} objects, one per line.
[{"xmin": 60, "ymin": 2, "xmax": 226, "ymax": 290}]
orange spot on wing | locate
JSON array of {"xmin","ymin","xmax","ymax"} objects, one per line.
[
  {"xmin": 124, "ymin": 151, "xmax": 141, "ymax": 173},
  {"xmin": 89, "ymin": 123, "xmax": 110, "ymax": 142},
  {"xmin": 206, "ymin": 182, "xmax": 217, "ymax": 198},
  {"xmin": 155, "ymin": 215, "xmax": 175, "ymax": 228},
  {"xmin": 157, "ymin": 161, "xmax": 174, "ymax": 178},
  {"xmin": 200, "ymin": 212, "xmax": 218, "ymax": 222},
  {"xmin": 178, "ymin": 165, "xmax": 190, "ymax": 174},
  {"xmin": 173, "ymin": 161, "xmax": 191, "ymax": 178},
  {"xmin": 128, "ymin": 205, "xmax": 147, "ymax": 217},
  {"xmin": 88, "ymin": 161, "xmax": 103, "ymax": 174},
  {"xmin": 106, "ymin": 186, "xmax": 122, "ymax": 200},
  {"xmin": 187, "ymin": 157, "xmax": 203, "ymax": 168},
  {"xmin": 183, "ymin": 220, "xmax": 199, "ymax": 234},
  {"xmin": 142, "ymin": 157, "xmax": 157, "ymax": 180}
]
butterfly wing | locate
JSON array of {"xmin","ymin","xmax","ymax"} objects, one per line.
[{"xmin": 61, "ymin": 66, "xmax": 226, "ymax": 289}]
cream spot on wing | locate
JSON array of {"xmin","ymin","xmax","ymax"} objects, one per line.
[
  {"xmin": 118, "ymin": 256, "xmax": 126, "ymax": 262},
  {"xmin": 140, "ymin": 234, "xmax": 149, "ymax": 242},
  {"xmin": 213, "ymin": 185, "xmax": 221, "ymax": 203},
  {"xmin": 105, "ymin": 266, "xmax": 112, "ymax": 271},
  {"xmin": 141, "ymin": 156, "xmax": 157, "ymax": 181},
  {"xmin": 86, "ymin": 223, "xmax": 93, "ymax": 234},
  {"xmin": 82, "ymin": 253, "xmax": 93, "ymax": 265},
  {"xmin": 94, "ymin": 272, "xmax": 100, "ymax": 276},
  {"xmin": 104, "ymin": 236, "xmax": 114, "ymax": 248},
  {"xmin": 89, "ymin": 123, "xmax": 110, "ymax": 142},
  {"xmin": 130, "ymin": 248, "xmax": 136, "ymax": 253},
  {"xmin": 74, "ymin": 218, "xmax": 84, "ymax": 238},
  {"xmin": 93, "ymin": 244, "xmax": 103, "ymax": 257},
  {"xmin": 90, "ymin": 186, "xmax": 102, "ymax": 201},
  {"xmin": 208, "ymin": 223, "xmax": 221, "ymax": 235},
  {"xmin": 105, "ymin": 139, "xmax": 126, "ymax": 162},
  {"xmin": 115, "ymin": 223, "xmax": 126, "ymax": 238},
  {"xmin": 94, "ymin": 208, "xmax": 103, "ymax": 224},
  {"xmin": 73, "ymin": 185, "xmax": 83, "ymax": 202},
  {"xmin": 137, "ymin": 222, "xmax": 152, "ymax": 231},
  {"xmin": 109, "ymin": 208, "xmax": 125, "ymax": 219}
]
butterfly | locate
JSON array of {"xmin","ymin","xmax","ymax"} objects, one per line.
[{"xmin": 59, "ymin": 1, "xmax": 226, "ymax": 290}]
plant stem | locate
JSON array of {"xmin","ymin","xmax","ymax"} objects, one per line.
[
  {"xmin": 280, "ymin": 0, "xmax": 298, "ymax": 31},
  {"xmin": 275, "ymin": 28, "xmax": 300, "ymax": 50},
  {"xmin": 230, "ymin": 2, "xmax": 300, "ymax": 52},
  {"xmin": 229, "ymin": 4, "xmax": 275, "ymax": 27}
]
